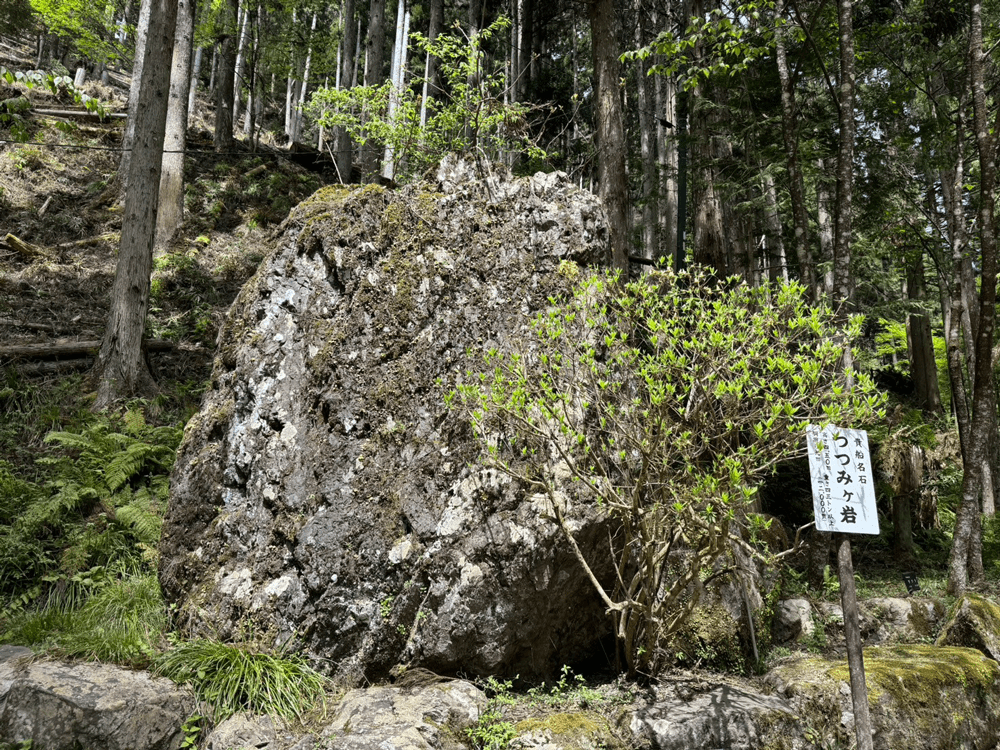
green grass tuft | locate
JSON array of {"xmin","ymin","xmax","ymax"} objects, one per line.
[{"xmin": 154, "ymin": 639, "xmax": 328, "ymax": 721}]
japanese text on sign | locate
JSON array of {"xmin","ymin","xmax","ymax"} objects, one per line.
[{"xmin": 806, "ymin": 425, "xmax": 879, "ymax": 535}]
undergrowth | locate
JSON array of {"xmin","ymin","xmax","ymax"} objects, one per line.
[{"xmin": 0, "ymin": 404, "xmax": 182, "ymax": 611}]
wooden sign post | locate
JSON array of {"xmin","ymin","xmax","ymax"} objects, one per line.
[{"xmin": 807, "ymin": 425, "xmax": 877, "ymax": 750}]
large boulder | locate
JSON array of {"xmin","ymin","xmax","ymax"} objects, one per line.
[
  {"xmin": 0, "ymin": 650, "xmax": 196, "ymax": 750},
  {"xmin": 159, "ymin": 160, "xmax": 612, "ymax": 683}
]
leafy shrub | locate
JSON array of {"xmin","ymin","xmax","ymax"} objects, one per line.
[{"xmin": 456, "ymin": 266, "xmax": 885, "ymax": 674}]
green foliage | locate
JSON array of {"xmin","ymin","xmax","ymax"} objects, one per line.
[
  {"xmin": 456, "ymin": 266, "xmax": 885, "ymax": 674},
  {"xmin": 154, "ymin": 639, "xmax": 328, "ymax": 721},
  {"xmin": 310, "ymin": 17, "xmax": 544, "ymax": 181},
  {"xmin": 466, "ymin": 708, "xmax": 518, "ymax": 750},
  {"xmin": 2, "ymin": 573, "xmax": 167, "ymax": 665},
  {"xmin": 27, "ymin": 0, "xmax": 129, "ymax": 66},
  {"xmin": 630, "ymin": 0, "xmax": 775, "ymax": 88},
  {"xmin": 0, "ymin": 407, "xmax": 183, "ymax": 607},
  {"xmin": 467, "ymin": 676, "xmax": 518, "ymax": 750},
  {"xmin": 0, "ymin": 66, "xmax": 110, "ymax": 120}
]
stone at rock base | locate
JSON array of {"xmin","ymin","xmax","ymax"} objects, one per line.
[
  {"xmin": 765, "ymin": 644, "xmax": 1000, "ymax": 750},
  {"xmin": 205, "ymin": 713, "xmax": 277, "ymax": 750},
  {"xmin": 0, "ymin": 657, "xmax": 196, "ymax": 750},
  {"xmin": 773, "ymin": 598, "xmax": 814, "ymax": 644},
  {"xmin": 511, "ymin": 712, "xmax": 617, "ymax": 750},
  {"xmin": 629, "ymin": 681, "xmax": 796, "ymax": 750},
  {"xmin": 935, "ymin": 592, "xmax": 1000, "ymax": 662},
  {"xmin": 773, "ymin": 597, "xmax": 944, "ymax": 649},
  {"xmin": 318, "ymin": 679, "xmax": 485, "ymax": 750},
  {"xmin": 159, "ymin": 161, "xmax": 614, "ymax": 683}
]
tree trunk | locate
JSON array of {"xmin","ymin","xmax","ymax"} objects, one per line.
[
  {"xmin": 334, "ymin": 0, "xmax": 358, "ymax": 181},
  {"xmin": 382, "ymin": 0, "xmax": 410, "ymax": 180},
  {"xmin": 188, "ymin": 45, "xmax": 203, "ymax": 124},
  {"xmin": 774, "ymin": 0, "xmax": 814, "ymax": 297},
  {"xmin": 589, "ymin": 0, "xmax": 629, "ymax": 271},
  {"xmin": 520, "ymin": 0, "xmax": 534, "ymax": 100},
  {"xmin": 213, "ymin": 0, "xmax": 238, "ymax": 151},
  {"xmin": 119, "ymin": 0, "xmax": 153, "ymax": 194},
  {"xmin": 291, "ymin": 12, "xmax": 318, "ymax": 143},
  {"xmin": 948, "ymin": 0, "xmax": 996, "ymax": 594},
  {"xmin": 817, "ymin": 161, "xmax": 835, "ymax": 300},
  {"xmin": 93, "ymin": 0, "xmax": 179, "ymax": 409},
  {"xmin": 232, "ymin": 0, "xmax": 251, "ymax": 125},
  {"xmin": 906, "ymin": 253, "xmax": 944, "ymax": 414},
  {"xmin": 654, "ymin": 63, "xmax": 677, "ymax": 264},
  {"xmin": 763, "ymin": 171, "xmax": 787, "ymax": 281},
  {"xmin": 419, "ymin": 0, "xmax": 443, "ymax": 127},
  {"xmin": 155, "ymin": 0, "xmax": 195, "ymax": 251},
  {"xmin": 691, "ymin": 89, "xmax": 727, "ymax": 275},
  {"xmin": 893, "ymin": 445, "xmax": 920, "ymax": 560},
  {"xmin": 634, "ymin": 1, "xmax": 658, "ymax": 263},
  {"xmin": 832, "ymin": 0, "xmax": 856, "ymax": 308}
]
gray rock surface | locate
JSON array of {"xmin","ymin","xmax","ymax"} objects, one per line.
[
  {"xmin": 936, "ymin": 592, "xmax": 1000, "ymax": 661},
  {"xmin": 159, "ymin": 161, "xmax": 612, "ymax": 683},
  {"xmin": 629, "ymin": 682, "xmax": 796, "ymax": 750},
  {"xmin": 773, "ymin": 598, "xmax": 814, "ymax": 644},
  {"xmin": 766, "ymin": 644, "xmax": 1000, "ymax": 750},
  {"xmin": 0, "ymin": 657, "xmax": 196, "ymax": 750},
  {"xmin": 319, "ymin": 679, "xmax": 485, "ymax": 750},
  {"xmin": 205, "ymin": 714, "xmax": 278, "ymax": 750}
]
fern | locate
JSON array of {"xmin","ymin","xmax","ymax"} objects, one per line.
[{"xmin": 0, "ymin": 411, "xmax": 183, "ymax": 606}]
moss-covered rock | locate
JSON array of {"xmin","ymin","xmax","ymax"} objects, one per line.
[
  {"xmin": 514, "ymin": 712, "xmax": 616, "ymax": 750},
  {"xmin": 767, "ymin": 644, "xmax": 1000, "ymax": 749},
  {"xmin": 936, "ymin": 592, "xmax": 1000, "ymax": 662},
  {"xmin": 159, "ymin": 159, "xmax": 612, "ymax": 684}
]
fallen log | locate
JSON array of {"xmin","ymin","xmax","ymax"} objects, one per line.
[
  {"xmin": 0, "ymin": 339, "xmax": 175, "ymax": 361},
  {"xmin": 33, "ymin": 108, "xmax": 127, "ymax": 120}
]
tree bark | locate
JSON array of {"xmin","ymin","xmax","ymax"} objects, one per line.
[
  {"xmin": 589, "ymin": 0, "xmax": 629, "ymax": 271},
  {"xmin": 187, "ymin": 45, "xmax": 203, "ymax": 123},
  {"xmin": 93, "ymin": 0, "xmax": 179, "ymax": 409},
  {"xmin": 334, "ymin": 0, "xmax": 358, "ymax": 181},
  {"xmin": 832, "ymin": 0, "xmax": 855, "ymax": 308},
  {"xmin": 763, "ymin": 171, "xmax": 787, "ymax": 282},
  {"xmin": 634, "ymin": 1, "xmax": 658, "ymax": 263},
  {"xmin": 155, "ymin": 0, "xmax": 195, "ymax": 250},
  {"xmin": 119, "ymin": 0, "xmax": 153, "ymax": 194},
  {"xmin": 949, "ymin": 0, "xmax": 997, "ymax": 593},
  {"xmin": 774, "ymin": 0, "xmax": 814, "ymax": 297},
  {"xmin": 214, "ymin": 0, "xmax": 238, "ymax": 151},
  {"xmin": 906, "ymin": 253, "xmax": 943, "ymax": 414},
  {"xmin": 232, "ymin": 0, "xmax": 251, "ymax": 125}
]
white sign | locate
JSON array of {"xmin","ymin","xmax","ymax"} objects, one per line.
[{"xmin": 807, "ymin": 425, "xmax": 879, "ymax": 535}]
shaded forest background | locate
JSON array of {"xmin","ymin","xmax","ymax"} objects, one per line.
[{"xmin": 2, "ymin": 0, "xmax": 1000, "ymax": 630}]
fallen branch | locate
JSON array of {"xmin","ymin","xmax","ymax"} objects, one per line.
[
  {"xmin": 3, "ymin": 233, "xmax": 53, "ymax": 260},
  {"xmin": 0, "ymin": 339, "xmax": 175, "ymax": 361},
  {"xmin": 54, "ymin": 233, "xmax": 119, "ymax": 250},
  {"xmin": 0, "ymin": 318, "xmax": 56, "ymax": 332}
]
